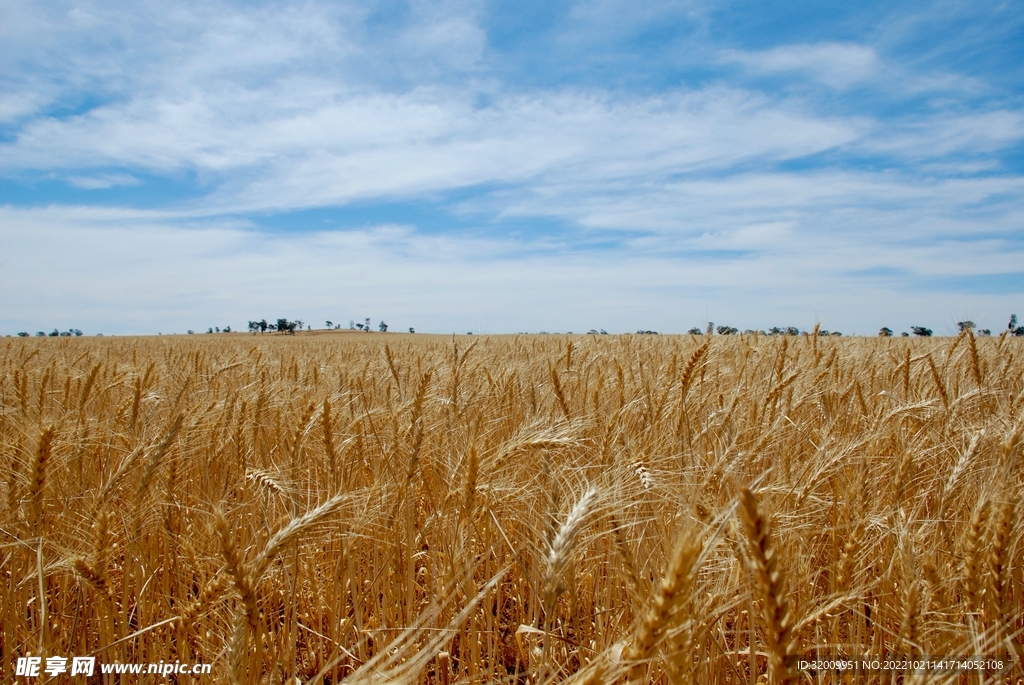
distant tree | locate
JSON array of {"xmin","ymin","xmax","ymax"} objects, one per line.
[
  {"xmin": 957, "ymin": 321, "xmax": 975, "ymax": 333},
  {"xmin": 978, "ymin": 329, "xmax": 991, "ymax": 336},
  {"xmin": 409, "ymin": 327, "xmax": 415, "ymax": 333},
  {"xmin": 355, "ymin": 323, "xmax": 364, "ymax": 330},
  {"xmin": 223, "ymin": 326, "xmax": 231, "ymax": 333},
  {"xmin": 188, "ymin": 330, "xmax": 195, "ymax": 335},
  {"xmin": 326, "ymin": 320, "xmax": 333, "ymax": 329},
  {"xmin": 49, "ymin": 329, "xmax": 59, "ymax": 337},
  {"xmin": 259, "ymin": 319, "xmax": 268, "ymax": 334},
  {"xmin": 901, "ymin": 332, "xmax": 910, "ymax": 337},
  {"xmin": 600, "ymin": 329, "xmax": 608, "ymax": 335},
  {"xmin": 716, "ymin": 325, "xmax": 738, "ymax": 335},
  {"xmin": 830, "ymin": 331, "xmax": 842, "ymax": 336},
  {"xmin": 215, "ymin": 327, "xmax": 220, "ymax": 333},
  {"xmin": 688, "ymin": 327, "xmax": 703, "ymax": 335},
  {"xmin": 364, "ymin": 318, "xmax": 371, "ymax": 331},
  {"xmin": 349, "ymin": 320, "xmax": 355, "ymax": 330},
  {"xmin": 706, "ymin": 322, "xmax": 714, "ymax": 335},
  {"xmin": 73, "ymin": 329, "xmax": 83, "ymax": 336},
  {"xmin": 879, "ymin": 327, "xmax": 893, "ymax": 337},
  {"xmin": 911, "ymin": 326, "xmax": 933, "ymax": 337},
  {"xmin": 248, "ymin": 321, "xmax": 259, "ymax": 333},
  {"xmin": 207, "ymin": 328, "xmax": 214, "ymax": 334},
  {"xmin": 17, "ymin": 332, "xmax": 29, "ymax": 337},
  {"xmin": 376, "ymin": 320, "xmax": 387, "ymax": 333},
  {"xmin": 785, "ymin": 326, "xmax": 800, "ymax": 336},
  {"xmin": 768, "ymin": 327, "xmax": 783, "ymax": 335},
  {"xmin": 1009, "ymin": 314, "xmax": 1024, "ymax": 336},
  {"xmin": 36, "ymin": 332, "xmax": 45, "ymax": 337}
]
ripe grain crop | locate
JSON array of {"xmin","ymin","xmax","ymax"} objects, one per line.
[{"xmin": 1, "ymin": 331, "xmax": 1021, "ymax": 683}]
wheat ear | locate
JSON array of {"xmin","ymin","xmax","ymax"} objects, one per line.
[
  {"xmin": 986, "ymin": 497, "xmax": 1015, "ymax": 628},
  {"xmin": 962, "ymin": 498, "xmax": 989, "ymax": 615},
  {"xmin": 461, "ymin": 444, "xmax": 480, "ymax": 521},
  {"xmin": 550, "ymin": 363, "xmax": 571, "ymax": 419},
  {"xmin": 215, "ymin": 508, "xmax": 259, "ymax": 632},
  {"xmin": 927, "ymin": 354, "xmax": 949, "ymax": 409},
  {"xmin": 622, "ymin": 526, "xmax": 702, "ymax": 666},
  {"xmin": 677, "ymin": 340, "xmax": 710, "ymax": 419},
  {"xmin": 738, "ymin": 488, "xmax": 797, "ymax": 685},
  {"xmin": 245, "ymin": 468, "xmax": 287, "ymax": 499},
  {"xmin": 542, "ymin": 487, "xmax": 598, "ymax": 618},
  {"xmin": 72, "ymin": 507, "xmax": 114, "ymax": 603},
  {"xmin": 322, "ymin": 397, "xmax": 336, "ymax": 477},
  {"xmin": 137, "ymin": 413, "xmax": 183, "ymax": 501},
  {"xmin": 216, "ymin": 507, "xmax": 261, "ymax": 685},
  {"xmin": 251, "ymin": 491, "xmax": 350, "ymax": 581},
  {"xmin": 609, "ymin": 513, "xmax": 644, "ymax": 602},
  {"xmin": 967, "ymin": 328, "xmax": 983, "ymax": 388},
  {"xmin": 30, "ymin": 426, "xmax": 54, "ymax": 535},
  {"xmin": 175, "ymin": 573, "xmax": 230, "ymax": 629}
]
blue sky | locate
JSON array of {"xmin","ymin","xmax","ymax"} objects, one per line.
[{"xmin": 1, "ymin": 0, "xmax": 1022, "ymax": 335}]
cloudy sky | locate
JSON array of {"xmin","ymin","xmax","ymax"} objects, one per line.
[{"xmin": 1, "ymin": 0, "xmax": 1022, "ymax": 335}]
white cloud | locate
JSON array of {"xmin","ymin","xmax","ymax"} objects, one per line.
[
  {"xmin": 494, "ymin": 168, "xmax": 1024, "ymax": 231},
  {"xmin": 0, "ymin": 85, "xmax": 866, "ymax": 216},
  {"xmin": 2, "ymin": 172, "xmax": 1022, "ymax": 336},
  {"xmin": 0, "ymin": 92, "xmax": 49, "ymax": 124},
  {"xmin": 66, "ymin": 173, "xmax": 142, "ymax": 189},
  {"xmin": 720, "ymin": 42, "xmax": 881, "ymax": 88},
  {"xmin": 865, "ymin": 110, "xmax": 1024, "ymax": 158}
]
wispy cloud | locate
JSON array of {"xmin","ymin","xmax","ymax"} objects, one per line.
[
  {"xmin": 720, "ymin": 43, "xmax": 881, "ymax": 89},
  {"xmin": 4, "ymin": 202, "xmax": 1020, "ymax": 336},
  {"xmin": 66, "ymin": 173, "xmax": 141, "ymax": 189},
  {"xmin": 1, "ymin": 86, "xmax": 867, "ymax": 214}
]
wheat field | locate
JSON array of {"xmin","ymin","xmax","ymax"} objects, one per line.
[{"xmin": 1, "ymin": 331, "xmax": 1021, "ymax": 684}]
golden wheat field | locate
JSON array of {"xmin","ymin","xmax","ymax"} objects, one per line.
[{"xmin": 1, "ymin": 331, "xmax": 1021, "ymax": 684}]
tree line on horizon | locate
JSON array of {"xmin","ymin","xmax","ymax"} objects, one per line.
[
  {"xmin": 246, "ymin": 319, "xmax": 306, "ymax": 335},
  {"xmin": 10, "ymin": 314, "xmax": 1024, "ymax": 339},
  {"xmin": 15, "ymin": 329, "xmax": 83, "ymax": 338},
  {"xmin": 686, "ymin": 314, "xmax": 1024, "ymax": 338}
]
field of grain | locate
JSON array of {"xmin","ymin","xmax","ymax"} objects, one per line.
[{"xmin": 1, "ymin": 331, "xmax": 1021, "ymax": 684}]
